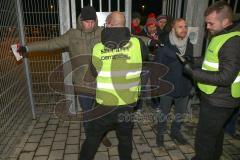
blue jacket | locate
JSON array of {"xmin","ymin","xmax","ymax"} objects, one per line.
[{"xmin": 156, "ymin": 34, "xmax": 193, "ymax": 97}]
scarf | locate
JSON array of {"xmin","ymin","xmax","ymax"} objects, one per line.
[{"xmin": 169, "ymin": 31, "xmax": 188, "ymax": 56}]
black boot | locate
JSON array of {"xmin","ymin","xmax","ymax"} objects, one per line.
[
  {"xmin": 156, "ymin": 134, "xmax": 164, "ymax": 147},
  {"xmin": 170, "ymin": 133, "xmax": 187, "ymax": 145}
]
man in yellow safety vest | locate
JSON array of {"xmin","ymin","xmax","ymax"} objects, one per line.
[{"xmin": 181, "ymin": 2, "xmax": 240, "ymax": 160}]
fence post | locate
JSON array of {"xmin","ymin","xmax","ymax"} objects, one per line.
[
  {"xmin": 15, "ymin": 0, "xmax": 36, "ymax": 119},
  {"xmin": 125, "ymin": 0, "xmax": 132, "ymax": 29},
  {"xmin": 162, "ymin": 0, "xmax": 167, "ymax": 15},
  {"xmin": 177, "ymin": 0, "xmax": 183, "ymax": 18},
  {"xmin": 59, "ymin": 0, "xmax": 77, "ymax": 114},
  {"xmin": 184, "ymin": 0, "xmax": 209, "ymax": 57},
  {"xmin": 71, "ymin": 0, "xmax": 77, "ymax": 29}
]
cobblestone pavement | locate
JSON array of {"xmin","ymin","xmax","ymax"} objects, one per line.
[{"xmin": 8, "ymin": 105, "xmax": 240, "ymax": 160}]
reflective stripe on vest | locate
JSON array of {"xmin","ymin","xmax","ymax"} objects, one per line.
[
  {"xmin": 197, "ymin": 31, "xmax": 240, "ymax": 98},
  {"xmin": 92, "ymin": 37, "xmax": 142, "ymax": 106}
]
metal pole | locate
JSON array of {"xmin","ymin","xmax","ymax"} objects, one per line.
[
  {"xmin": 90, "ymin": 0, "xmax": 93, "ymax": 6},
  {"xmin": 177, "ymin": 0, "xmax": 183, "ymax": 18},
  {"xmin": 15, "ymin": 0, "xmax": 36, "ymax": 119},
  {"xmin": 125, "ymin": 0, "xmax": 132, "ymax": 29},
  {"xmin": 117, "ymin": 0, "xmax": 120, "ymax": 11},
  {"xmin": 166, "ymin": 0, "xmax": 170, "ymax": 15},
  {"xmin": 99, "ymin": 0, "xmax": 102, "ymax": 12},
  {"xmin": 162, "ymin": 0, "xmax": 167, "ymax": 14},
  {"xmin": 81, "ymin": 0, "xmax": 84, "ymax": 8},
  {"xmin": 173, "ymin": 0, "xmax": 177, "ymax": 18},
  {"xmin": 234, "ymin": 0, "xmax": 238, "ymax": 13},
  {"xmin": 59, "ymin": 0, "xmax": 77, "ymax": 114},
  {"xmin": 169, "ymin": 0, "xmax": 172, "ymax": 18},
  {"xmin": 71, "ymin": 0, "xmax": 77, "ymax": 28},
  {"xmin": 108, "ymin": 0, "xmax": 111, "ymax": 12}
]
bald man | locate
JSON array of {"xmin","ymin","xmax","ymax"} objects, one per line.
[{"xmin": 79, "ymin": 12, "xmax": 149, "ymax": 160}]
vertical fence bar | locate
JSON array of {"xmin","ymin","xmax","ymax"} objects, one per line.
[
  {"xmin": 59, "ymin": 0, "xmax": 76, "ymax": 113},
  {"xmin": 169, "ymin": 0, "xmax": 173, "ymax": 17},
  {"xmin": 125, "ymin": 0, "xmax": 132, "ymax": 28},
  {"xmin": 162, "ymin": 0, "xmax": 167, "ymax": 14},
  {"xmin": 71, "ymin": 0, "xmax": 77, "ymax": 28},
  {"xmin": 166, "ymin": 0, "xmax": 169, "ymax": 15},
  {"xmin": 234, "ymin": 0, "xmax": 238, "ymax": 13},
  {"xmin": 117, "ymin": 0, "xmax": 120, "ymax": 11},
  {"xmin": 99, "ymin": 0, "xmax": 102, "ymax": 12},
  {"xmin": 108, "ymin": 0, "xmax": 111, "ymax": 12},
  {"xmin": 15, "ymin": 0, "xmax": 36, "ymax": 119},
  {"xmin": 81, "ymin": 0, "xmax": 84, "ymax": 8},
  {"xmin": 90, "ymin": 0, "xmax": 93, "ymax": 6},
  {"xmin": 177, "ymin": 0, "xmax": 183, "ymax": 18},
  {"xmin": 174, "ymin": 0, "xmax": 177, "ymax": 18}
]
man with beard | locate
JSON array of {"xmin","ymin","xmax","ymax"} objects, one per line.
[
  {"xmin": 155, "ymin": 18, "xmax": 193, "ymax": 146},
  {"xmin": 180, "ymin": 2, "xmax": 240, "ymax": 160}
]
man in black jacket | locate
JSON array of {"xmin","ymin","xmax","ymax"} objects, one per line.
[
  {"xmin": 155, "ymin": 18, "xmax": 193, "ymax": 146},
  {"xmin": 182, "ymin": 2, "xmax": 240, "ymax": 160}
]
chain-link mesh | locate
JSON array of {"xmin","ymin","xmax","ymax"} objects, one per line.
[
  {"xmin": 0, "ymin": 0, "xmax": 32, "ymax": 158},
  {"xmin": 22, "ymin": 0, "xmax": 65, "ymax": 114}
]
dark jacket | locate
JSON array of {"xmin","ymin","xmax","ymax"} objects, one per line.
[
  {"xmin": 156, "ymin": 34, "xmax": 193, "ymax": 98},
  {"xmin": 192, "ymin": 24, "xmax": 240, "ymax": 108},
  {"xmin": 27, "ymin": 15, "xmax": 103, "ymax": 85}
]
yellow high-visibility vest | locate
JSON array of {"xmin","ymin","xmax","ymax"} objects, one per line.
[
  {"xmin": 198, "ymin": 31, "xmax": 240, "ymax": 98},
  {"xmin": 92, "ymin": 37, "xmax": 142, "ymax": 105}
]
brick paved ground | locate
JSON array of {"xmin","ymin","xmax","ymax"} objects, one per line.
[{"xmin": 8, "ymin": 104, "xmax": 240, "ymax": 160}]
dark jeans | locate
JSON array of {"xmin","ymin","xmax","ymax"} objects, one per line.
[
  {"xmin": 194, "ymin": 101, "xmax": 235, "ymax": 160},
  {"xmin": 78, "ymin": 95, "xmax": 95, "ymax": 129},
  {"xmin": 151, "ymin": 97, "xmax": 160, "ymax": 109},
  {"xmin": 79, "ymin": 104, "xmax": 134, "ymax": 160},
  {"xmin": 225, "ymin": 108, "xmax": 240, "ymax": 135},
  {"xmin": 157, "ymin": 96, "xmax": 188, "ymax": 135}
]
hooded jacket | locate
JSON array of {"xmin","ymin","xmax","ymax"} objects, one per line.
[{"xmin": 27, "ymin": 15, "xmax": 103, "ymax": 85}]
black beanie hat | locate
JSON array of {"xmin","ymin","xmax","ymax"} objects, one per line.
[
  {"xmin": 80, "ymin": 6, "xmax": 97, "ymax": 21},
  {"xmin": 132, "ymin": 12, "xmax": 141, "ymax": 20}
]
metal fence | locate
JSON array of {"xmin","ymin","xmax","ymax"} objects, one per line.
[
  {"xmin": 0, "ymin": 0, "xmax": 32, "ymax": 158},
  {"xmin": 22, "ymin": 0, "xmax": 65, "ymax": 114}
]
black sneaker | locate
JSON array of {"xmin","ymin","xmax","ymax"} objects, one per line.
[
  {"xmin": 156, "ymin": 135, "xmax": 164, "ymax": 147},
  {"xmin": 170, "ymin": 133, "xmax": 187, "ymax": 145}
]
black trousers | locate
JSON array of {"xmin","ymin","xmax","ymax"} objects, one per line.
[
  {"xmin": 157, "ymin": 96, "xmax": 188, "ymax": 135},
  {"xmin": 194, "ymin": 101, "xmax": 235, "ymax": 160},
  {"xmin": 79, "ymin": 104, "xmax": 134, "ymax": 160}
]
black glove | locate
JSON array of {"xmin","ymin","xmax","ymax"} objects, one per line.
[
  {"xmin": 176, "ymin": 53, "xmax": 193, "ymax": 77},
  {"xmin": 183, "ymin": 62, "xmax": 193, "ymax": 77},
  {"xmin": 17, "ymin": 46, "xmax": 28, "ymax": 57},
  {"xmin": 149, "ymin": 39, "xmax": 162, "ymax": 48}
]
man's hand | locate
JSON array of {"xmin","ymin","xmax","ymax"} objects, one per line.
[
  {"xmin": 176, "ymin": 53, "xmax": 193, "ymax": 77},
  {"xmin": 149, "ymin": 39, "xmax": 162, "ymax": 48},
  {"xmin": 183, "ymin": 63, "xmax": 193, "ymax": 77},
  {"xmin": 17, "ymin": 45, "xmax": 28, "ymax": 58}
]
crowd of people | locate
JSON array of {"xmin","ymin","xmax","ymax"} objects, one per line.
[{"xmin": 17, "ymin": 1, "xmax": 240, "ymax": 160}]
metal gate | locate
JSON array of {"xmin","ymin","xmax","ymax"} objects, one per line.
[{"xmin": 0, "ymin": 0, "xmax": 32, "ymax": 158}]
